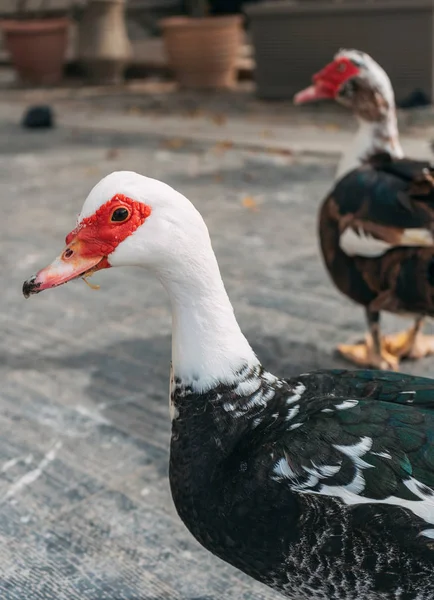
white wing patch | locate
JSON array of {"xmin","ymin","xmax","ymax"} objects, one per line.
[
  {"xmin": 233, "ymin": 377, "xmax": 262, "ymax": 397},
  {"xmin": 334, "ymin": 436, "xmax": 373, "ymax": 469},
  {"xmin": 286, "ymin": 405, "xmax": 300, "ymax": 422},
  {"xmin": 335, "ymin": 400, "xmax": 359, "ymax": 410},
  {"xmin": 275, "ymin": 458, "xmax": 298, "ymax": 480},
  {"xmin": 371, "ymin": 451, "xmax": 392, "ymax": 460},
  {"xmin": 273, "ymin": 434, "xmax": 434, "ymax": 530},
  {"xmin": 339, "ymin": 227, "xmax": 434, "ymax": 258},
  {"xmin": 421, "ymin": 529, "xmax": 434, "ymax": 539},
  {"xmin": 316, "ymin": 478, "xmax": 434, "ymax": 531},
  {"xmin": 289, "ymin": 422, "xmax": 303, "ymax": 431},
  {"xmin": 286, "ymin": 383, "xmax": 306, "ymax": 405},
  {"xmin": 339, "ymin": 228, "xmax": 391, "ymax": 257},
  {"xmin": 400, "ymin": 228, "xmax": 434, "ymax": 246}
]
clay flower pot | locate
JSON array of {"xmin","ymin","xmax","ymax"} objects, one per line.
[
  {"xmin": 1, "ymin": 17, "xmax": 69, "ymax": 85},
  {"xmin": 160, "ymin": 15, "xmax": 242, "ymax": 89},
  {"xmin": 77, "ymin": 0, "xmax": 132, "ymax": 85}
]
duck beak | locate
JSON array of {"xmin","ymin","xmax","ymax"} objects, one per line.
[
  {"xmin": 22, "ymin": 239, "xmax": 108, "ymax": 298},
  {"xmin": 294, "ymin": 81, "xmax": 335, "ymax": 104}
]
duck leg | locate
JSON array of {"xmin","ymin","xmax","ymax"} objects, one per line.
[
  {"xmin": 337, "ymin": 309, "xmax": 399, "ymax": 371},
  {"xmin": 383, "ymin": 317, "xmax": 434, "ymax": 360}
]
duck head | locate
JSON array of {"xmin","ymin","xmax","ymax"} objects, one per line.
[
  {"xmin": 294, "ymin": 49, "xmax": 395, "ymax": 121},
  {"xmin": 23, "ymin": 170, "xmax": 257, "ymax": 390},
  {"xmin": 22, "ymin": 170, "xmax": 209, "ymax": 298}
]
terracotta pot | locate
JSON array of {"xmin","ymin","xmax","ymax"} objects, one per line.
[
  {"xmin": 1, "ymin": 18, "xmax": 69, "ymax": 85},
  {"xmin": 160, "ymin": 15, "xmax": 242, "ymax": 89},
  {"xmin": 77, "ymin": 0, "xmax": 132, "ymax": 85}
]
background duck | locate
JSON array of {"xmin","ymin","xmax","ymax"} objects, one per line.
[
  {"xmin": 295, "ymin": 49, "xmax": 434, "ymax": 370},
  {"xmin": 23, "ymin": 171, "xmax": 434, "ymax": 599}
]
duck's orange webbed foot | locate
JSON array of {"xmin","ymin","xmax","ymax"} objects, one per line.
[
  {"xmin": 337, "ymin": 335, "xmax": 399, "ymax": 371},
  {"xmin": 383, "ymin": 326, "xmax": 434, "ymax": 360}
]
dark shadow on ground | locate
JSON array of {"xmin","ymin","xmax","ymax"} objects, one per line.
[{"xmin": 2, "ymin": 331, "xmax": 350, "ymax": 410}]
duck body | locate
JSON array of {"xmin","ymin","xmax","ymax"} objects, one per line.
[
  {"xmin": 170, "ymin": 366, "xmax": 434, "ymax": 600},
  {"xmin": 22, "ymin": 171, "xmax": 434, "ymax": 599},
  {"xmin": 320, "ymin": 154, "xmax": 434, "ymax": 316}
]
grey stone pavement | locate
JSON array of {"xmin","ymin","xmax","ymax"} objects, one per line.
[{"xmin": 1, "ymin": 88, "xmax": 434, "ymax": 600}]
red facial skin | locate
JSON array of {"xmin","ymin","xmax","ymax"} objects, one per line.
[
  {"xmin": 294, "ymin": 57, "xmax": 360, "ymax": 104},
  {"xmin": 23, "ymin": 194, "xmax": 151, "ymax": 297},
  {"xmin": 65, "ymin": 194, "xmax": 151, "ymax": 261}
]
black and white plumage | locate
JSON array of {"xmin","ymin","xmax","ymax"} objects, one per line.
[
  {"xmin": 171, "ymin": 365, "xmax": 434, "ymax": 600},
  {"xmin": 23, "ymin": 172, "xmax": 434, "ymax": 599}
]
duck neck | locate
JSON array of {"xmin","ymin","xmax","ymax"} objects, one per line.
[
  {"xmin": 336, "ymin": 110, "xmax": 403, "ymax": 180},
  {"xmin": 157, "ymin": 242, "xmax": 259, "ymax": 395}
]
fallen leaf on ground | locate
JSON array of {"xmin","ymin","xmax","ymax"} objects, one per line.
[
  {"xmin": 127, "ymin": 106, "xmax": 143, "ymax": 115},
  {"xmin": 212, "ymin": 140, "xmax": 234, "ymax": 154},
  {"xmin": 242, "ymin": 196, "xmax": 259, "ymax": 211},
  {"xmin": 186, "ymin": 108, "xmax": 205, "ymax": 118},
  {"xmin": 323, "ymin": 123, "xmax": 340, "ymax": 132},
  {"xmin": 106, "ymin": 148, "xmax": 120, "ymax": 160},
  {"xmin": 211, "ymin": 113, "xmax": 227, "ymax": 126},
  {"xmin": 265, "ymin": 147, "xmax": 293, "ymax": 156},
  {"xmin": 85, "ymin": 166, "xmax": 100, "ymax": 176},
  {"xmin": 261, "ymin": 129, "xmax": 274, "ymax": 138},
  {"xmin": 161, "ymin": 138, "xmax": 186, "ymax": 150}
]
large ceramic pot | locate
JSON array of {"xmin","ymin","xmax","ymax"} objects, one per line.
[
  {"xmin": 77, "ymin": 0, "xmax": 132, "ymax": 85},
  {"xmin": 1, "ymin": 17, "xmax": 69, "ymax": 85},
  {"xmin": 160, "ymin": 15, "xmax": 242, "ymax": 89}
]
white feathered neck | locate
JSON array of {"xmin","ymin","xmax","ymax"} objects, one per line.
[
  {"xmin": 158, "ymin": 237, "xmax": 259, "ymax": 393},
  {"xmin": 337, "ymin": 117, "xmax": 403, "ymax": 180},
  {"xmin": 335, "ymin": 50, "xmax": 404, "ymax": 180}
]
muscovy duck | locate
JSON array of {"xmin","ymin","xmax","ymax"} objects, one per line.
[
  {"xmin": 294, "ymin": 49, "xmax": 434, "ymax": 370},
  {"xmin": 23, "ymin": 172, "xmax": 434, "ymax": 599}
]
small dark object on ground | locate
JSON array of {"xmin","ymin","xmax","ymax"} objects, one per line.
[
  {"xmin": 397, "ymin": 89, "xmax": 431, "ymax": 110},
  {"xmin": 22, "ymin": 106, "xmax": 54, "ymax": 129}
]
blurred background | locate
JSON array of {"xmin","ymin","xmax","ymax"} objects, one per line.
[{"xmin": 0, "ymin": 0, "xmax": 432, "ymax": 103}]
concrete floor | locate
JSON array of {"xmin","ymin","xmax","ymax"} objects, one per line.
[{"xmin": 1, "ymin": 100, "xmax": 434, "ymax": 599}]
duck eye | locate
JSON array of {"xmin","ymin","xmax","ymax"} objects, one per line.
[
  {"xmin": 111, "ymin": 207, "xmax": 129, "ymax": 222},
  {"xmin": 337, "ymin": 62, "xmax": 347, "ymax": 73}
]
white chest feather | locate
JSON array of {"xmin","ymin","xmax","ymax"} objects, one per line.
[{"xmin": 340, "ymin": 227, "xmax": 434, "ymax": 258}]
